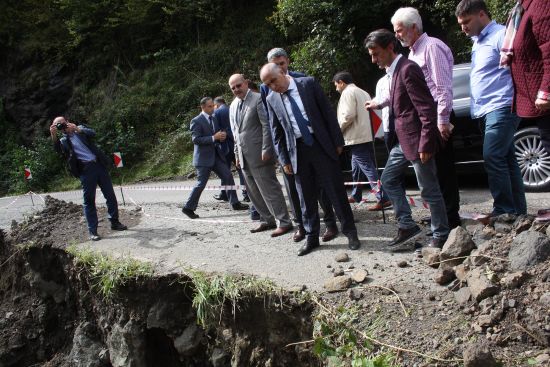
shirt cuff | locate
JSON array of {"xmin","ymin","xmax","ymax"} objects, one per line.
[
  {"xmin": 212, "ymin": 136, "xmax": 216, "ymax": 142},
  {"xmin": 537, "ymin": 90, "xmax": 550, "ymax": 100}
]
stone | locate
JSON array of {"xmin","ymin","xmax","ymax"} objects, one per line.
[
  {"xmin": 107, "ymin": 320, "xmax": 146, "ymax": 367},
  {"xmin": 466, "ymin": 267, "xmax": 500, "ymax": 302},
  {"xmin": 334, "ymin": 252, "xmax": 350, "ymax": 262},
  {"xmin": 289, "ymin": 285, "xmax": 307, "ymax": 292},
  {"xmin": 210, "ymin": 348, "xmax": 229, "ymax": 367},
  {"xmin": 440, "ymin": 227, "xmax": 476, "ymax": 266},
  {"xmin": 509, "ymin": 230, "xmax": 550, "ymax": 270},
  {"xmin": 434, "ymin": 264, "xmax": 456, "ymax": 285},
  {"xmin": 333, "ymin": 268, "xmax": 345, "ymax": 277},
  {"xmin": 397, "ymin": 260, "xmax": 408, "ymax": 268},
  {"xmin": 147, "ymin": 301, "xmax": 184, "ymax": 330},
  {"xmin": 463, "ymin": 342, "xmax": 498, "ymax": 367},
  {"xmin": 535, "ymin": 353, "xmax": 550, "ymax": 365},
  {"xmin": 494, "ymin": 222, "xmax": 512, "ymax": 234},
  {"xmin": 323, "ymin": 276, "xmax": 352, "ymax": 292},
  {"xmin": 68, "ymin": 322, "xmax": 106, "ymax": 367},
  {"xmin": 455, "ymin": 287, "xmax": 472, "ymax": 305},
  {"xmin": 348, "ymin": 288, "xmax": 363, "ymax": 300},
  {"xmin": 539, "ymin": 292, "xmax": 550, "ymax": 308},
  {"xmin": 421, "ymin": 247, "xmax": 441, "ymax": 268},
  {"xmin": 455, "ymin": 264, "xmax": 468, "ymax": 282},
  {"xmin": 500, "ymin": 271, "xmax": 529, "ymax": 289},
  {"xmin": 469, "ymin": 248, "xmax": 489, "ymax": 267},
  {"xmin": 477, "ymin": 315, "xmax": 493, "ymax": 328},
  {"xmin": 351, "ymin": 269, "xmax": 368, "ymax": 283},
  {"xmin": 513, "ymin": 214, "xmax": 535, "ymax": 235},
  {"xmin": 174, "ymin": 324, "xmax": 202, "ymax": 356}
]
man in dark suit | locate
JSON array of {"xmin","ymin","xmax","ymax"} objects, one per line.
[
  {"xmin": 182, "ymin": 97, "xmax": 249, "ymax": 218},
  {"xmin": 260, "ymin": 63, "xmax": 361, "ymax": 256},
  {"xmin": 260, "ymin": 48, "xmax": 338, "ymax": 244},
  {"xmin": 213, "ymin": 97, "xmax": 249, "ymax": 203},
  {"xmin": 364, "ymin": 29, "xmax": 449, "ymax": 250}
]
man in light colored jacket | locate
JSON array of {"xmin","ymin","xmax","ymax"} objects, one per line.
[{"xmin": 333, "ymin": 71, "xmax": 390, "ymax": 211}]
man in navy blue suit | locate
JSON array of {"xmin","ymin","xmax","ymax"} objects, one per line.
[
  {"xmin": 260, "ymin": 63, "xmax": 361, "ymax": 256},
  {"xmin": 213, "ymin": 96, "xmax": 249, "ymax": 203},
  {"xmin": 182, "ymin": 97, "xmax": 249, "ymax": 218},
  {"xmin": 260, "ymin": 48, "xmax": 338, "ymax": 244}
]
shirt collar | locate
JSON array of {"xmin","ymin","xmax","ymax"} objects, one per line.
[
  {"xmin": 201, "ymin": 111, "xmax": 212, "ymax": 120},
  {"xmin": 284, "ymin": 76, "xmax": 297, "ymax": 94},
  {"xmin": 473, "ymin": 20, "xmax": 497, "ymax": 42},
  {"xmin": 410, "ymin": 32, "xmax": 428, "ymax": 52},
  {"xmin": 238, "ymin": 89, "xmax": 251, "ymax": 102},
  {"xmin": 387, "ymin": 54, "xmax": 403, "ymax": 78}
]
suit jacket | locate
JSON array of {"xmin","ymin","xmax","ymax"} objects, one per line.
[
  {"xmin": 190, "ymin": 113, "xmax": 225, "ymax": 167},
  {"xmin": 511, "ymin": 0, "xmax": 550, "ymax": 118},
  {"xmin": 213, "ymin": 104, "xmax": 233, "ymax": 156},
  {"xmin": 390, "ymin": 57, "xmax": 440, "ymax": 161},
  {"xmin": 229, "ymin": 90, "xmax": 275, "ymax": 169},
  {"xmin": 54, "ymin": 125, "xmax": 110, "ymax": 178},
  {"xmin": 265, "ymin": 76, "xmax": 345, "ymax": 173}
]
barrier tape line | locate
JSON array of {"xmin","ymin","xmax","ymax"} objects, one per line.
[{"xmin": 1, "ymin": 195, "xmax": 21, "ymax": 209}]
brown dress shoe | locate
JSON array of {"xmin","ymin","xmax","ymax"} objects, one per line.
[
  {"xmin": 250, "ymin": 223, "xmax": 277, "ymax": 233},
  {"xmin": 321, "ymin": 226, "xmax": 339, "ymax": 242},
  {"xmin": 367, "ymin": 200, "xmax": 392, "ymax": 211},
  {"xmin": 271, "ymin": 225, "xmax": 293, "ymax": 237},
  {"xmin": 293, "ymin": 227, "xmax": 306, "ymax": 242}
]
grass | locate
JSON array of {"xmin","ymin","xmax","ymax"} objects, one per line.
[
  {"xmin": 67, "ymin": 245, "xmax": 154, "ymax": 299},
  {"xmin": 186, "ymin": 269, "xmax": 283, "ymax": 328}
]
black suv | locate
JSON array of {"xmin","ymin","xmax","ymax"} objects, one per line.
[{"xmin": 348, "ymin": 63, "xmax": 550, "ymax": 192}]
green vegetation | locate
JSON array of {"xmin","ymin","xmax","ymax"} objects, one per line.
[
  {"xmin": 313, "ymin": 303, "xmax": 398, "ymax": 366},
  {"xmin": 187, "ymin": 269, "xmax": 282, "ymax": 328},
  {"xmin": 0, "ymin": 0, "xmax": 515, "ymax": 195},
  {"xmin": 68, "ymin": 245, "xmax": 154, "ymax": 299}
]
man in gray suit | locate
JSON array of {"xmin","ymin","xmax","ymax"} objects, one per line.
[
  {"xmin": 182, "ymin": 97, "xmax": 249, "ymax": 218},
  {"xmin": 260, "ymin": 63, "xmax": 361, "ymax": 256},
  {"xmin": 228, "ymin": 74, "xmax": 293, "ymax": 236}
]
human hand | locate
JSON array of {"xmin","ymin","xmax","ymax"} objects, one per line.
[
  {"xmin": 535, "ymin": 98, "xmax": 550, "ymax": 112},
  {"xmin": 364, "ymin": 100, "xmax": 379, "ymax": 110},
  {"xmin": 419, "ymin": 152, "xmax": 433, "ymax": 164},
  {"xmin": 214, "ymin": 131, "xmax": 227, "ymax": 142},
  {"xmin": 283, "ymin": 164, "xmax": 293, "ymax": 175},
  {"xmin": 64, "ymin": 122, "xmax": 78, "ymax": 134},
  {"xmin": 438, "ymin": 124, "xmax": 452, "ymax": 141}
]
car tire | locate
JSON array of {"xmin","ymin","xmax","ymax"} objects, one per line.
[{"xmin": 514, "ymin": 127, "xmax": 550, "ymax": 192}]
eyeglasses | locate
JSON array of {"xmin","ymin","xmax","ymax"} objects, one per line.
[{"xmin": 230, "ymin": 83, "xmax": 243, "ymax": 90}]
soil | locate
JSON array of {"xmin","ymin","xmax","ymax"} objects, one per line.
[{"xmin": 1, "ymin": 196, "xmax": 549, "ymax": 366}]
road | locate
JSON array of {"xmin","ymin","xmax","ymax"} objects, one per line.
[{"xmin": 2, "ymin": 176, "xmax": 549, "ymax": 291}]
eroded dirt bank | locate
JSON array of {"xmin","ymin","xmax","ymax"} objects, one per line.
[{"xmin": 1, "ymin": 197, "xmax": 550, "ymax": 366}]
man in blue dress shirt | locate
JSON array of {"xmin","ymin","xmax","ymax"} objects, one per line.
[{"xmin": 456, "ymin": 0, "xmax": 527, "ymax": 215}]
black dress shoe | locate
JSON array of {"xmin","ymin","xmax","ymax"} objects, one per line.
[
  {"xmin": 297, "ymin": 240, "xmax": 320, "ymax": 256},
  {"xmin": 213, "ymin": 194, "xmax": 228, "ymax": 201},
  {"xmin": 293, "ymin": 227, "xmax": 306, "ymax": 242},
  {"xmin": 426, "ymin": 237, "xmax": 447, "ymax": 249},
  {"xmin": 388, "ymin": 225, "xmax": 422, "ymax": 250},
  {"xmin": 182, "ymin": 207, "xmax": 199, "ymax": 219},
  {"xmin": 250, "ymin": 223, "xmax": 277, "ymax": 233},
  {"xmin": 322, "ymin": 226, "xmax": 339, "ymax": 242},
  {"xmin": 111, "ymin": 220, "xmax": 128, "ymax": 231},
  {"xmin": 232, "ymin": 202, "xmax": 249, "ymax": 210},
  {"xmin": 347, "ymin": 235, "xmax": 361, "ymax": 250}
]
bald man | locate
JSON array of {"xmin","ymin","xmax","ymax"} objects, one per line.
[{"xmin": 228, "ymin": 74, "xmax": 293, "ymax": 236}]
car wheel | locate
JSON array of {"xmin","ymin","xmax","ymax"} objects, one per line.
[{"xmin": 515, "ymin": 127, "xmax": 550, "ymax": 192}]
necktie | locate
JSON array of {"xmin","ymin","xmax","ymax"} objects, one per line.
[
  {"xmin": 237, "ymin": 100, "xmax": 244, "ymax": 122},
  {"xmin": 209, "ymin": 115, "xmax": 216, "ymax": 132},
  {"xmin": 285, "ymin": 90, "xmax": 313, "ymax": 146}
]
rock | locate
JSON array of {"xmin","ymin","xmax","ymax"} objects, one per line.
[
  {"xmin": 289, "ymin": 285, "xmax": 307, "ymax": 292},
  {"xmin": 494, "ymin": 221, "xmax": 512, "ymax": 234},
  {"xmin": 463, "ymin": 342, "xmax": 498, "ymax": 367},
  {"xmin": 455, "ymin": 287, "xmax": 472, "ymax": 305},
  {"xmin": 469, "ymin": 249, "xmax": 488, "ymax": 267},
  {"xmin": 68, "ymin": 322, "xmax": 107, "ymax": 367},
  {"xmin": 210, "ymin": 348, "xmax": 229, "ymax": 367},
  {"xmin": 466, "ymin": 267, "xmax": 500, "ymax": 302},
  {"xmin": 440, "ymin": 227, "xmax": 476, "ymax": 266},
  {"xmin": 421, "ymin": 247, "xmax": 441, "ymax": 268},
  {"xmin": 434, "ymin": 264, "xmax": 456, "ymax": 285},
  {"xmin": 351, "ymin": 269, "xmax": 368, "ymax": 283},
  {"xmin": 500, "ymin": 271, "xmax": 529, "ymax": 289},
  {"xmin": 513, "ymin": 214, "xmax": 535, "ymax": 234},
  {"xmin": 539, "ymin": 292, "xmax": 550, "ymax": 308},
  {"xmin": 323, "ymin": 276, "xmax": 352, "ymax": 292},
  {"xmin": 477, "ymin": 315, "xmax": 493, "ymax": 328},
  {"xmin": 397, "ymin": 260, "xmax": 408, "ymax": 268},
  {"xmin": 509, "ymin": 230, "xmax": 550, "ymax": 270},
  {"xmin": 174, "ymin": 324, "xmax": 203, "ymax": 356},
  {"xmin": 455, "ymin": 264, "xmax": 469, "ymax": 282},
  {"xmin": 348, "ymin": 288, "xmax": 363, "ymax": 300},
  {"xmin": 107, "ymin": 320, "xmax": 146, "ymax": 367},
  {"xmin": 334, "ymin": 252, "xmax": 350, "ymax": 262},
  {"xmin": 147, "ymin": 301, "xmax": 184, "ymax": 330},
  {"xmin": 333, "ymin": 268, "xmax": 345, "ymax": 277},
  {"xmin": 491, "ymin": 213, "xmax": 516, "ymax": 224},
  {"xmin": 535, "ymin": 353, "xmax": 550, "ymax": 365}
]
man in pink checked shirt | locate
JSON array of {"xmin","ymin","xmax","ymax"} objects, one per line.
[{"xmin": 367, "ymin": 7, "xmax": 461, "ymax": 236}]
